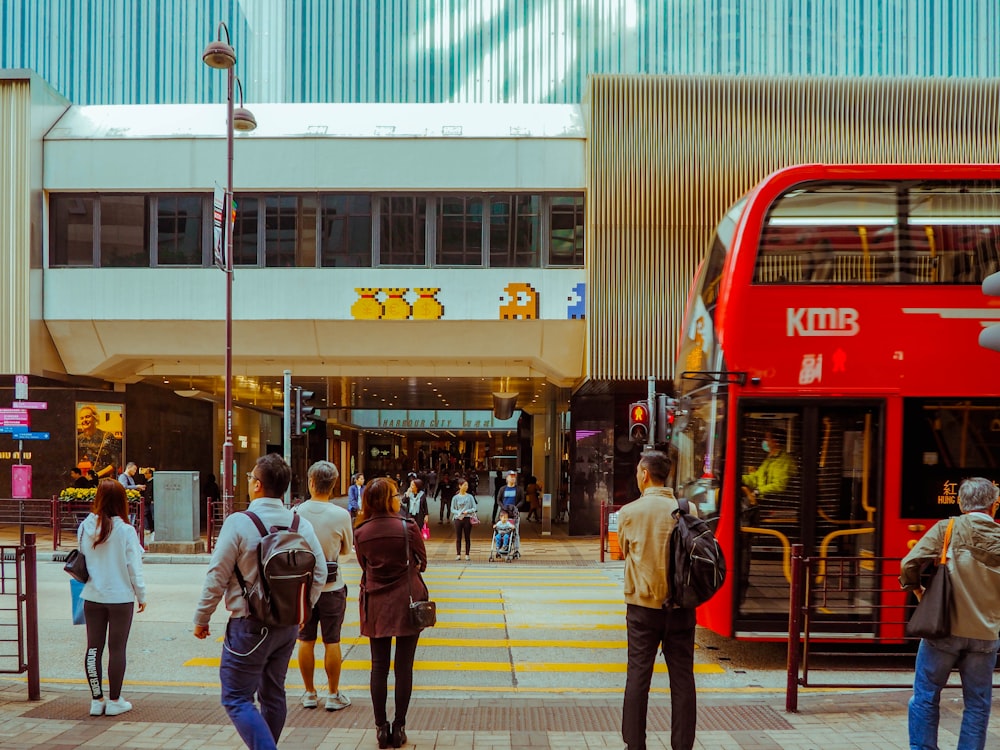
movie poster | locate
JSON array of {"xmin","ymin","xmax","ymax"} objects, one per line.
[{"xmin": 76, "ymin": 402, "xmax": 124, "ymax": 479}]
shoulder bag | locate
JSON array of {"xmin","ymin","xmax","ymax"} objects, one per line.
[
  {"xmin": 905, "ymin": 517, "xmax": 955, "ymax": 639},
  {"xmin": 64, "ymin": 524, "xmax": 90, "ymax": 583},
  {"xmin": 401, "ymin": 518, "xmax": 437, "ymax": 629}
]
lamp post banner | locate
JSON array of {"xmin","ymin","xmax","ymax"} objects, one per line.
[{"xmin": 212, "ymin": 184, "xmax": 225, "ymax": 269}]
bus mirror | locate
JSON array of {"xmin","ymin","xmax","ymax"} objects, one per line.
[{"xmin": 980, "ymin": 271, "xmax": 1000, "ymax": 352}]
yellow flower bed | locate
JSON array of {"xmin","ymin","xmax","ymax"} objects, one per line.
[{"xmin": 59, "ymin": 487, "xmax": 142, "ymax": 502}]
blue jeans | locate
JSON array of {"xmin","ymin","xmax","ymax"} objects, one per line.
[
  {"xmin": 909, "ymin": 635, "xmax": 1000, "ymax": 750},
  {"xmin": 220, "ymin": 617, "xmax": 299, "ymax": 750}
]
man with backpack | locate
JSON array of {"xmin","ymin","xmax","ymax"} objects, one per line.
[
  {"xmin": 193, "ymin": 453, "xmax": 326, "ymax": 750},
  {"xmin": 617, "ymin": 450, "xmax": 697, "ymax": 750}
]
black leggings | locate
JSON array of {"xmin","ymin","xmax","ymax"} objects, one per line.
[
  {"xmin": 369, "ymin": 634, "xmax": 420, "ymax": 725},
  {"xmin": 84, "ymin": 600, "xmax": 135, "ymax": 700},
  {"xmin": 454, "ymin": 517, "xmax": 472, "ymax": 554}
]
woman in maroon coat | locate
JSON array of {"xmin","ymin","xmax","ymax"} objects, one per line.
[{"xmin": 354, "ymin": 477, "xmax": 429, "ymax": 749}]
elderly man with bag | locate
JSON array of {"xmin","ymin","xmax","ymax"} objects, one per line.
[{"xmin": 900, "ymin": 476, "xmax": 1000, "ymax": 750}]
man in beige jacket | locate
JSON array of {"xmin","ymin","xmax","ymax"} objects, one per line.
[{"xmin": 617, "ymin": 450, "xmax": 696, "ymax": 750}]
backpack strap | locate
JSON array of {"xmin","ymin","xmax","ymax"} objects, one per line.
[
  {"xmin": 243, "ymin": 510, "xmax": 268, "ymax": 536},
  {"xmin": 233, "ymin": 511, "xmax": 277, "ymax": 596},
  {"xmin": 674, "ymin": 496, "xmax": 690, "ymax": 516}
]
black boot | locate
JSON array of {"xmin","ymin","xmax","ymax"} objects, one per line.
[
  {"xmin": 391, "ymin": 720, "xmax": 407, "ymax": 747},
  {"xmin": 376, "ymin": 722, "xmax": 392, "ymax": 749}
]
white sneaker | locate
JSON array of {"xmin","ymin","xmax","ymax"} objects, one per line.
[
  {"xmin": 465, "ymin": 555, "xmax": 471, "ymax": 561},
  {"xmin": 90, "ymin": 698, "xmax": 105, "ymax": 716},
  {"xmin": 455, "ymin": 555, "xmax": 461, "ymax": 561},
  {"xmin": 300, "ymin": 691, "xmax": 318, "ymax": 709},
  {"xmin": 325, "ymin": 691, "xmax": 351, "ymax": 711},
  {"xmin": 105, "ymin": 698, "xmax": 132, "ymax": 716}
]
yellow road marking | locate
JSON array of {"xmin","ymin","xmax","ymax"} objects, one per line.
[
  {"xmin": 334, "ymin": 637, "xmax": 627, "ymax": 648},
  {"xmin": 24, "ymin": 677, "xmax": 789, "ymax": 695},
  {"xmin": 184, "ymin": 657, "xmax": 723, "ymax": 674}
]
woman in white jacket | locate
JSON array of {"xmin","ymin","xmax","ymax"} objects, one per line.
[{"xmin": 80, "ymin": 479, "xmax": 147, "ymax": 717}]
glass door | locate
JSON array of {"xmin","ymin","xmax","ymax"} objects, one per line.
[{"xmin": 735, "ymin": 401, "xmax": 883, "ymax": 635}]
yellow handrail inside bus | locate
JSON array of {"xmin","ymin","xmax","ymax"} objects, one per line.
[
  {"xmin": 861, "ymin": 413, "xmax": 875, "ymax": 520},
  {"xmin": 817, "ymin": 508, "xmax": 869, "ymax": 527},
  {"xmin": 857, "ymin": 226, "xmax": 872, "ymax": 282},
  {"xmin": 814, "ymin": 526, "xmax": 875, "ymax": 583},
  {"xmin": 819, "ymin": 416, "xmax": 831, "ymax": 468},
  {"xmin": 924, "ymin": 225, "xmax": 938, "ymax": 282},
  {"xmin": 740, "ymin": 525, "xmax": 792, "ymax": 584}
]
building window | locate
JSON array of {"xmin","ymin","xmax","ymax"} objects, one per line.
[
  {"xmin": 437, "ymin": 196, "xmax": 484, "ymax": 266},
  {"xmin": 264, "ymin": 195, "xmax": 316, "ymax": 267},
  {"xmin": 50, "ymin": 195, "xmax": 96, "ymax": 266},
  {"xmin": 320, "ymin": 195, "xmax": 372, "ymax": 267},
  {"xmin": 549, "ymin": 195, "xmax": 585, "ymax": 266},
  {"xmin": 99, "ymin": 195, "xmax": 150, "ymax": 267},
  {"xmin": 489, "ymin": 195, "xmax": 540, "ymax": 267},
  {"xmin": 155, "ymin": 196, "xmax": 204, "ymax": 265},
  {"xmin": 232, "ymin": 196, "xmax": 260, "ymax": 266},
  {"xmin": 379, "ymin": 197, "xmax": 426, "ymax": 266}
]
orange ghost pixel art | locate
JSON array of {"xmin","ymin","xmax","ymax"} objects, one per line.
[{"xmin": 499, "ymin": 282, "xmax": 539, "ymax": 320}]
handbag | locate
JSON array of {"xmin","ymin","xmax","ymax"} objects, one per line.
[
  {"xmin": 905, "ymin": 518, "xmax": 955, "ymax": 639},
  {"xmin": 469, "ymin": 514, "xmax": 480, "ymax": 525},
  {"xmin": 421, "ymin": 521, "xmax": 430, "ymax": 541},
  {"xmin": 63, "ymin": 548, "xmax": 89, "ymax": 583},
  {"xmin": 70, "ymin": 578, "xmax": 86, "ymax": 625},
  {"xmin": 401, "ymin": 518, "xmax": 436, "ymax": 629}
]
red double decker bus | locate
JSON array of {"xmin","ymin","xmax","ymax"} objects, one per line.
[{"xmin": 673, "ymin": 164, "xmax": 1000, "ymax": 641}]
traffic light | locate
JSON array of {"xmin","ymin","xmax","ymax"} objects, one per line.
[
  {"xmin": 980, "ymin": 271, "xmax": 1000, "ymax": 351},
  {"xmin": 628, "ymin": 401, "xmax": 651, "ymax": 444},
  {"xmin": 294, "ymin": 388, "xmax": 319, "ymax": 435},
  {"xmin": 655, "ymin": 394, "xmax": 677, "ymax": 444}
]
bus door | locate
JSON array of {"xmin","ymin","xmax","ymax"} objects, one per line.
[{"xmin": 735, "ymin": 401, "xmax": 883, "ymax": 636}]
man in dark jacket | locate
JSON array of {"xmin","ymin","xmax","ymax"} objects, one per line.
[
  {"xmin": 900, "ymin": 477, "xmax": 1000, "ymax": 750},
  {"xmin": 435, "ymin": 472, "xmax": 456, "ymax": 524},
  {"xmin": 493, "ymin": 470, "xmax": 525, "ymax": 523}
]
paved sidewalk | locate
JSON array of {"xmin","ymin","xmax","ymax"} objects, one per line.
[{"xmin": 2, "ymin": 679, "xmax": 997, "ymax": 749}]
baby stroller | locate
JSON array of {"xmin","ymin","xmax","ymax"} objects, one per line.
[{"xmin": 489, "ymin": 505, "xmax": 521, "ymax": 562}]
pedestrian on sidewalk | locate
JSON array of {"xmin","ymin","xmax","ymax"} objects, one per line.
[
  {"xmin": 79, "ymin": 479, "xmax": 147, "ymax": 718},
  {"xmin": 618, "ymin": 450, "xmax": 697, "ymax": 750},
  {"xmin": 900, "ymin": 476, "xmax": 1000, "ymax": 750},
  {"xmin": 294, "ymin": 461, "xmax": 354, "ymax": 712},
  {"xmin": 494, "ymin": 470, "xmax": 524, "ymax": 523},
  {"xmin": 451, "ymin": 477, "xmax": 478, "ymax": 561},
  {"xmin": 348, "ymin": 472, "xmax": 364, "ymax": 525},
  {"xmin": 354, "ymin": 477, "xmax": 429, "ymax": 748},
  {"xmin": 435, "ymin": 471, "xmax": 456, "ymax": 524},
  {"xmin": 403, "ymin": 478, "xmax": 429, "ymax": 531},
  {"xmin": 193, "ymin": 453, "xmax": 326, "ymax": 750}
]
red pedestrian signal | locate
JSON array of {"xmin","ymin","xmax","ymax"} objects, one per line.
[{"xmin": 629, "ymin": 402, "xmax": 650, "ymax": 444}]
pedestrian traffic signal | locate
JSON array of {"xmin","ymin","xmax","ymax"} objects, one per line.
[
  {"xmin": 655, "ymin": 394, "xmax": 677, "ymax": 444},
  {"xmin": 628, "ymin": 401, "xmax": 651, "ymax": 444},
  {"xmin": 294, "ymin": 388, "xmax": 319, "ymax": 435},
  {"xmin": 980, "ymin": 271, "xmax": 1000, "ymax": 352}
]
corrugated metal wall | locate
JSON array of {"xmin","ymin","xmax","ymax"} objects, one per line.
[
  {"xmin": 585, "ymin": 75, "xmax": 1000, "ymax": 381},
  {"xmin": 3, "ymin": 0, "xmax": 999, "ymax": 105},
  {"xmin": 0, "ymin": 81, "xmax": 30, "ymax": 373}
]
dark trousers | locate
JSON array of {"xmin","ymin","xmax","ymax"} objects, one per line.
[
  {"xmin": 84, "ymin": 601, "xmax": 135, "ymax": 700},
  {"xmin": 454, "ymin": 517, "xmax": 472, "ymax": 554},
  {"xmin": 623, "ymin": 603, "xmax": 697, "ymax": 750},
  {"xmin": 369, "ymin": 634, "xmax": 420, "ymax": 726}
]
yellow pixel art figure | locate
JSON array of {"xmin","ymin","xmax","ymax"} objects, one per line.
[
  {"xmin": 351, "ymin": 288, "xmax": 384, "ymax": 320},
  {"xmin": 382, "ymin": 288, "xmax": 413, "ymax": 319},
  {"xmin": 413, "ymin": 288, "xmax": 444, "ymax": 319},
  {"xmin": 499, "ymin": 282, "xmax": 539, "ymax": 320}
]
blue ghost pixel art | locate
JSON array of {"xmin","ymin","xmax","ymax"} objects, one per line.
[{"xmin": 567, "ymin": 282, "xmax": 585, "ymax": 319}]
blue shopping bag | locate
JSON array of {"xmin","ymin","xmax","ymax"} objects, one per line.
[{"xmin": 70, "ymin": 578, "xmax": 86, "ymax": 625}]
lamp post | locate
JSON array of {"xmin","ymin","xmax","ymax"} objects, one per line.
[{"xmin": 203, "ymin": 22, "xmax": 257, "ymax": 517}]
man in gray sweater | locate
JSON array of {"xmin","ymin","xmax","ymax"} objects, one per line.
[{"xmin": 193, "ymin": 453, "xmax": 325, "ymax": 750}]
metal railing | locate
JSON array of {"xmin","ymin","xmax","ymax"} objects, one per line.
[
  {"xmin": 0, "ymin": 533, "xmax": 40, "ymax": 700},
  {"xmin": 785, "ymin": 543, "xmax": 999, "ymax": 712},
  {"xmin": 598, "ymin": 501, "xmax": 625, "ymax": 562},
  {"xmin": 52, "ymin": 496, "xmax": 146, "ymax": 550}
]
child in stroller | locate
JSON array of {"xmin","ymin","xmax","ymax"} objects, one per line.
[{"xmin": 490, "ymin": 506, "xmax": 520, "ymax": 562}]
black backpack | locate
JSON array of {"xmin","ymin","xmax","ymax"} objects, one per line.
[
  {"xmin": 669, "ymin": 497, "xmax": 726, "ymax": 608},
  {"xmin": 234, "ymin": 511, "xmax": 318, "ymax": 627}
]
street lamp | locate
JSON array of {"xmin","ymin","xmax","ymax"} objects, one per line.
[{"xmin": 202, "ymin": 21, "xmax": 256, "ymax": 517}]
